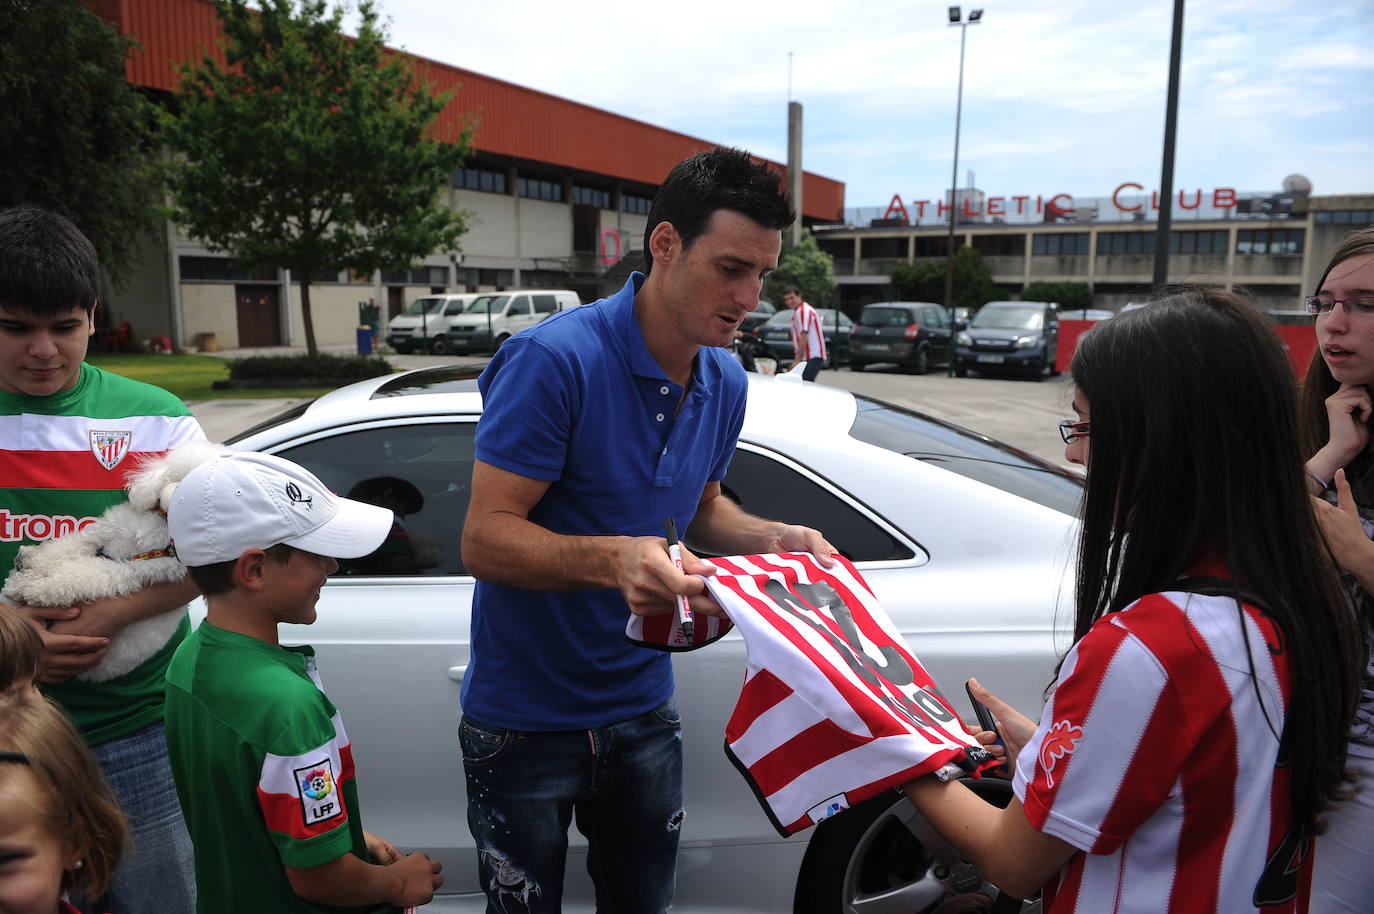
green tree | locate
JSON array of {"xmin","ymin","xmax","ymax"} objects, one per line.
[
  {"xmin": 890, "ymin": 261, "xmax": 944, "ymax": 302},
  {"xmin": 766, "ymin": 230, "xmax": 836, "ymax": 307},
  {"xmin": 161, "ymin": 0, "xmax": 473, "ymax": 355},
  {"xmin": 889, "ymin": 246, "xmax": 999, "ymax": 313},
  {"xmin": 949, "ymin": 246, "xmax": 1001, "ymax": 314},
  {"xmin": 1023, "ymin": 281, "xmax": 1094, "ymax": 310},
  {"xmin": 0, "ymin": 0, "xmax": 162, "ymax": 282}
]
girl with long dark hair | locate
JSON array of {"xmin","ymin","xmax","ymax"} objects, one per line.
[
  {"xmin": 1297, "ymin": 225, "xmax": 1374, "ymax": 912},
  {"xmin": 902, "ymin": 289, "xmax": 1362, "ymax": 912}
]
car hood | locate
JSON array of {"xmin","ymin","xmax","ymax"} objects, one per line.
[{"xmin": 966, "ymin": 327, "xmax": 1035, "ymax": 341}]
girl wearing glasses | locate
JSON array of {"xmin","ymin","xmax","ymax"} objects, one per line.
[
  {"xmin": 1298, "ymin": 225, "xmax": 1374, "ymax": 912},
  {"xmin": 902, "ymin": 289, "xmax": 1362, "ymax": 913}
]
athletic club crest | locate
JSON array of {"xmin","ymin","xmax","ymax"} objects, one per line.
[{"xmin": 88, "ymin": 430, "xmax": 132, "ymax": 471}]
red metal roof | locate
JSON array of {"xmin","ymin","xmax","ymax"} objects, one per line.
[{"xmin": 94, "ymin": 0, "xmax": 845, "ymax": 221}]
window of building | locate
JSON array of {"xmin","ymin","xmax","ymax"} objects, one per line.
[
  {"xmin": 1316, "ymin": 210, "xmax": 1373, "ymax": 226},
  {"xmin": 179, "ymin": 257, "xmax": 277, "ymax": 282},
  {"xmin": 1168, "ymin": 230, "xmax": 1227, "ymax": 255},
  {"xmin": 1032, "ymin": 233, "xmax": 1089, "ymax": 256},
  {"xmin": 517, "ymin": 177, "xmax": 563, "ymax": 202},
  {"xmin": 912, "ymin": 236, "xmax": 951, "ymax": 257},
  {"xmin": 572, "ymin": 185, "xmax": 611, "ymax": 209},
  {"xmin": 971, "ymin": 234, "xmax": 1026, "ymax": 256},
  {"xmin": 622, "ymin": 193, "xmax": 652, "ymax": 215},
  {"xmin": 1096, "ymin": 232, "xmax": 1156, "ymax": 256},
  {"xmin": 380, "ymin": 266, "xmax": 448, "ymax": 286},
  {"xmin": 860, "ymin": 237, "xmax": 906, "ymax": 259},
  {"xmin": 1237, "ymin": 229, "xmax": 1305, "ymax": 255},
  {"xmin": 452, "ymin": 167, "xmax": 507, "ymax": 195}
]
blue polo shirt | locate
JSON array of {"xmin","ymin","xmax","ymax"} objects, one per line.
[{"xmin": 463, "ymin": 273, "xmax": 749, "ymax": 730}]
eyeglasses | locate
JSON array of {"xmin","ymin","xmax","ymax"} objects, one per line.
[
  {"xmin": 1304, "ymin": 295, "xmax": 1374, "ymax": 315},
  {"xmin": 1058, "ymin": 419, "xmax": 1090, "ymax": 444}
]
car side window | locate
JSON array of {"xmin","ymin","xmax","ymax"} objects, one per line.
[
  {"xmin": 507, "ymin": 295, "xmax": 531, "ymax": 316},
  {"xmin": 718, "ymin": 449, "xmax": 915, "ymax": 562},
  {"xmin": 532, "ymin": 294, "xmax": 557, "ymax": 314},
  {"xmin": 444, "ymin": 300, "xmax": 465, "ymax": 315},
  {"xmin": 272, "ymin": 422, "xmax": 476, "ymax": 576}
]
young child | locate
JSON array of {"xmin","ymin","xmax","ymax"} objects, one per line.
[
  {"xmin": 0, "ymin": 692, "xmax": 129, "ymax": 914},
  {"xmin": 162, "ymin": 452, "xmax": 443, "ymax": 913},
  {"xmin": 0, "ymin": 601, "xmax": 43, "ymax": 698}
]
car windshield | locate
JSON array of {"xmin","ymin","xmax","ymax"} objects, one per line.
[
  {"xmin": 848, "ymin": 396, "xmax": 1082, "ymax": 515},
  {"xmin": 971, "ymin": 306, "xmax": 1042, "ymax": 331},
  {"xmin": 861, "ymin": 308, "xmax": 914, "ymax": 327},
  {"xmin": 403, "ymin": 297, "xmax": 444, "ymax": 316},
  {"xmin": 464, "ymin": 295, "xmax": 509, "ymax": 314}
]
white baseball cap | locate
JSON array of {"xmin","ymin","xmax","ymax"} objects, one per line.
[{"xmin": 168, "ymin": 452, "xmax": 394, "ymax": 566}]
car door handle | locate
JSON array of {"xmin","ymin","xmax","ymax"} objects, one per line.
[{"xmin": 447, "ymin": 665, "xmax": 467, "ymax": 682}]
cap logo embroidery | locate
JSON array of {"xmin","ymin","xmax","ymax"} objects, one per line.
[
  {"xmin": 285, "ymin": 482, "xmax": 313, "ymax": 510},
  {"xmin": 88, "ymin": 430, "xmax": 132, "ymax": 471}
]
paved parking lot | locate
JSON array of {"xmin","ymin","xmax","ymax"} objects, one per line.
[{"xmin": 189, "ymin": 352, "xmax": 1077, "ymax": 469}]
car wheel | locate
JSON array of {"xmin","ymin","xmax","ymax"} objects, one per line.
[
  {"xmin": 908, "ymin": 346, "xmax": 931, "ymax": 375},
  {"xmin": 428, "ymin": 336, "xmax": 449, "ymax": 356},
  {"xmin": 793, "ymin": 780, "xmax": 1037, "ymax": 914},
  {"xmin": 954, "ymin": 363, "xmax": 969, "ymax": 378},
  {"xmin": 1048, "ymin": 349, "xmax": 1061, "ymax": 377},
  {"xmin": 850, "ymin": 361, "xmax": 866, "ymax": 372}
]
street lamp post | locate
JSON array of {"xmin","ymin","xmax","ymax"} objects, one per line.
[{"xmin": 944, "ymin": 6, "xmax": 981, "ymax": 377}]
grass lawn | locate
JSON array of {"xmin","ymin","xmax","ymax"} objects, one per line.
[{"xmin": 86, "ymin": 353, "xmax": 337, "ymax": 401}]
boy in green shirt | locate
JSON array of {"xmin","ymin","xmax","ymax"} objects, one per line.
[{"xmin": 163, "ymin": 451, "xmax": 442, "ymax": 913}]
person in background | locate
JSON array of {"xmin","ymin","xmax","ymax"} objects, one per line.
[
  {"xmin": 901, "ymin": 289, "xmax": 1362, "ymax": 913},
  {"xmin": 1297, "ymin": 225, "xmax": 1374, "ymax": 913},
  {"xmin": 785, "ymin": 285, "xmax": 826, "ymax": 381},
  {"xmin": 0, "ymin": 205, "xmax": 204, "ymax": 913},
  {"xmin": 460, "ymin": 147, "xmax": 835, "ymax": 913},
  {"xmin": 0, "ymin": 693, "xmax": 129, "ymax": 914}
]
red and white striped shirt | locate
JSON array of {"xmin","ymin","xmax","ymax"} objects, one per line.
[
  {"xmin": 789, "ymin": 301, "xmax": 827, "ymax": 361},
  {"xmin": 1014, "ymin": 589, "xmax": 1308, "ymax": 913},
  {"xmin": 704, "ymin": 553, "xmax": 993, "ymax": 835}
]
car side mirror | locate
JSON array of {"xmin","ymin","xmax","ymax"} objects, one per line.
[{"xmin": 953, "ymin": 318, "xmax": 968, "ymax": 331}]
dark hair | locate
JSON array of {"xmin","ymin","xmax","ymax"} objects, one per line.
[
  {"xmin": 0, "ymin": 602, "xmax": 42, "ymax": 691},
  {"xmin": 642, "ymin": 147, "xmax": 794, "ymax": 273},
  {"xmin": 1069, "ymin": 287, "xmax": 1363, "ymax": 835},
  {"xmin": 186, "ymin": 543, "xmax": 297, "ymax": 596},
  {"xmin": 783, "ymin": 285, "xmax": 801, "ymax": 297},
  {"xmin": 0, "ymin": 206, "xmax": 100, "ymax": 316},
  {"xmin": 1299, "ymin": 226, "xmax": 1374, "ymax": 505},
  {"xmin": 0, "ymin": 694, "xmax": 128, "ymax": 898},
  {"xmin": 347, "ymin": 476, "xmax": 423, "ymax": 515}
]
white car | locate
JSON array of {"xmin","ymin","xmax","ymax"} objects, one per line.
[{"xmin": 224, "ymin": 368, "xmax": 1081, "ymax": 913}]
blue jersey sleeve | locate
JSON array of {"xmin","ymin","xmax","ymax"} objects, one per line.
[{"xmin": 475, "ymin": 337, "xmax": 579, "ymax": 482}]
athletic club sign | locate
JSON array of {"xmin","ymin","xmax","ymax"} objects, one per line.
[{"xmin": 881, "ymin": 183, "xmax": 1241, "ymax": 225}]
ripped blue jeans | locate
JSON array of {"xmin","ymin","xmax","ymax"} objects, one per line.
[{"xmin": 460, "ymin": 697, "xmax": 683, "ymax": 914}]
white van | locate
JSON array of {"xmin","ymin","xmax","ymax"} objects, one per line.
[
  {"xmin": 384, "ymin": 293, "xmax": 482, "ymax": 355},
  {"xmin": 444, "ymin": 289, "xmax": 581, "ymax": 354}
]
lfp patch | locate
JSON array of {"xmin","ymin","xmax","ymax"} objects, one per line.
[
  {"xmin": 807, "ymin": 794, "xmax": 850, "ymax": 824},
  {"xmin": 294, "ymin": 758, "xmax": 343, "ymax": 827},
  {"xmin": 88, "ymin": 429, "xmax": 132, "ymax": 471}
]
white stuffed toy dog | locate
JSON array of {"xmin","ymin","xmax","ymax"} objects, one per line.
[{"xmin": 1, "ymin": 441, "xmax": 225, "ymax": 682}]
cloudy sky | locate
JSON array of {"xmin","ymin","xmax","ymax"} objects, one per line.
[{"xmin": 364, "ymin": 0, "xmax": 1372, "ymax": 211}]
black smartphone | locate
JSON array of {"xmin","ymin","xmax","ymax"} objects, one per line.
[{"xmin": 965, "ymin": 679, "xmax": 1002, "ymax": 744}]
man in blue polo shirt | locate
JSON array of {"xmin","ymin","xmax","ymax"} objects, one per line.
[{"xmin": 460, "ymin": 147, "xmax": 836, "ymax": 912}]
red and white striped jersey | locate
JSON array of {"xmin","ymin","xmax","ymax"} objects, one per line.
[
  {"xmin": 789, "ymin": 301, "xmax": 827, "ymax": 361},
  {"xmin": 703, "ymin": 553, "xmax": 993, "ymax": 836},
  {"xmin": 1014, "ymin": 589, "xmax": 1308, "ymax": 914}
]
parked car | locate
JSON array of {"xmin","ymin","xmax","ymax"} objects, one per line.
[
  {"xmin": 224, "ymin": 367, "xmax": 1080, "ymax": 913},
  {"xmin": 385, "ymin": 293, "xmax": 483, "ymax": 355},
  {"xmin": 848, "ymin": 302, "xmax": 953, "ymax": 374},
  {"xmin": 954, "ymin": 300, "xmax": 1061, "ymax": 379},
  {"xmin": 738, "ymin": 299, "xmax": 777, "ymax": 335},
  {"xmin": 755, "ymin": 308, "xmax": 853, "ymax": 367},
  {"xmin": 444, "ymin": 289, "xmax": 580, "ymax": 354}
]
